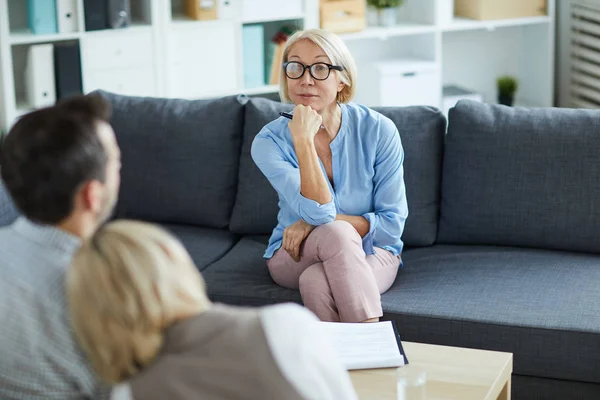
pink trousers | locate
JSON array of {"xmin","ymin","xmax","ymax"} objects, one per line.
[{"xmin": 266, "ymin": 220, "xmax": 401, "ymax": 322}]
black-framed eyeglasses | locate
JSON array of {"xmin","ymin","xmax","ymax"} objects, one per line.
[{"xmin": 283, "ymin": 61, "xmax": 344, "ymax": 81}]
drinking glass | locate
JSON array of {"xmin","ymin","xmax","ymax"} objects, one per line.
[{"xmin": 397, "ymin": 366, "xmax": 426, "ymax": 400}]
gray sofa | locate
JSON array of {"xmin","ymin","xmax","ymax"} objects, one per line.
[{"xmin": 2, "ymin": 90, "xmax": 600, "ymax": 399}]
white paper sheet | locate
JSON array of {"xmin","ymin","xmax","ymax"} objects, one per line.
[{"xmin": 319, "ymin": 321, "xmax": 405, "ymax": 370}]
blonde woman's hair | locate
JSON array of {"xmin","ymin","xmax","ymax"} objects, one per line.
[
  {"xmin": 66, "ymin": 220, "xmax": 211, "ymax": 384},
  {"xmin": 279, "ymin": 28, "xmax": 358, "ymax": 104}
]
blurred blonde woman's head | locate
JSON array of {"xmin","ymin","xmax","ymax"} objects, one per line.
[
  {"xmin": 279, "ymin": 28, "xmax": 358, "ymax": 105},
  {"xmin": 66, "ymin": 220, "xmax": 211, "ymax": 384}
]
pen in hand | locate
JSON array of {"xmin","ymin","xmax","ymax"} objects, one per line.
[{"xmin": 279, "ymin": 112, "xmax": 325, "ymax": 129}]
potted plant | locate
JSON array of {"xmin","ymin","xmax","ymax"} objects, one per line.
[
  {"xmin": 497, "ymin": 75, "xmax": 518, "ymax": 106},
  {"xmin": 367, "ymin": 0, "xmax": 404, "ymax": 27}
]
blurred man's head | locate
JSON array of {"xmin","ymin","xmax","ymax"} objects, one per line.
[{"xmin": 0, "ymin": 94, "xmax": 121, "ymax": 237}]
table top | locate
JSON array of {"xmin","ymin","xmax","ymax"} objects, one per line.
[{"xmin": 349, "ymin": 341, "xmax": 513, "ymax": 400}]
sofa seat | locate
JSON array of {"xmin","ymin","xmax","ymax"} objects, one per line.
[
  {"xmin": 385, "ymin": 244, "xmax": 600, "ymax": 385},
  {"xmin": 202, "ymin": 236, "xmax": 301, "ymax": 306},
  {"xmin": 160, "ymin": 224, "xmax": 238, "ymax": 271}
]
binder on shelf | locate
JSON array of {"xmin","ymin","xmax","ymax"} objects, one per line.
[
  {"xmin": 268, "ymin": 26, "xmax": 296, "ymax": 85},
  {"xmin": 54, "ymin": 42, "xmax": 83, "ymax": 100},
  {"xmin": 107, "ymin": 0, "xmax": 131, "ymax": 29},
  {"xmin": 83, "ymin": 0, "xmax": 109, "ymax": 31},
  {"xmin": 242, "ymin": 25, "xmax": 266, "ymax": 89},
  {"xmin": 25, "ymin": 44, "xmax": 57, "ymax": 108},
  {"xmin": 56, "ymin": 0, "xmax": 78, "ymax": 33},
  {"xmin": 269, "ymin": 43, "xmax": 284, "ymax": 85},
  {"xmin": 27, "ymin": 0, "xmax": 58, "ymax": 35}
]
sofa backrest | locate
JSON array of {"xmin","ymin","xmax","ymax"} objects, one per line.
[
  {"xmin": 97, "ymin": 91, "xmax": 247, "ymax": 229},
  {"xmin": 438, "ymin": 100, "xmax": 600, "ymax": 254},
  {"xmin": 230, "ymin": 97, "xmax": 446, "ymax": 248}
]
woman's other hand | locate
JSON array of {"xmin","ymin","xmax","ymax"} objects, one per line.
[
  {"xmin": 288, "ymin": 105, "xmax": 322, "ymax": 143},
  {"xmin": 283, "ymin": 219, "xmax": 315, "ymax": 262}
]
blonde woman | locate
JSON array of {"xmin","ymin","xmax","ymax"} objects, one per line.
[
  {"xmin": 66, "ymin": 220, "xmax": 357, "ymax": 400},
  {"xmin": 252, "ymin": 29, "xmax": 408, "ymax": 323}
]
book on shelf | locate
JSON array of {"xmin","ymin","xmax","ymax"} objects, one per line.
[{"xmin": 267, "ymin": 25, "xmax": 298, "ymax": 86}]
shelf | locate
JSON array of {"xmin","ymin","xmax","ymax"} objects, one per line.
[
  {"xmin": 10, "ymin": 30, "xmax": 81, "ymax": 45},
  {"xmin": 442, "ymin": 16, "xmax": 552, "ymax": 32},
  {"xmin": 82, "ymin": 22, "xmax": 153, "ymax": 36},
  {"xmin": 170, "ymin": 13, "xmax": 227, "ymax": 27},
  {"xmin": 239, "ymin": 84, "xmax": 279, "ymax": 95},
  {"xmin": 242, "ymin": 14, "xmax": 306, "ymax": 24},
  {"xmin": 9, "ymin": 21, "xmax": 153, "ymax": 44},
  {"xmin": 340, "ymin": 22, "xmax": 436, "ymax": 41}
]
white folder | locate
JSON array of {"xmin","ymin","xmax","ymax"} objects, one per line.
[
  {"xmin": 57, "ymin": 0, "xmax": 78, "ymax": 33},
  {"xmin": 25, "ymin": 44, "xmax": 57, "ymax": 108}
]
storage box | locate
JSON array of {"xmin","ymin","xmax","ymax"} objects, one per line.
[
  {"xmin": 320, "ymin": 0, "xmax": 366, "ymax": 33},
  {"xmin": 454, "ymin": 0, "xmax": 546, "ymax": 20},
  {"xmin": 184, "ymin": 0, "xmax": 218, "ymax": 21},
  {"xmin": 372, "ymin": 59, "xmax": 441, "ymax": 108}
]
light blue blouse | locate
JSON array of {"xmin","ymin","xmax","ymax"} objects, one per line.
[{"xmin": 251, "ymin": 102, "xmax": 408, "ymax": 260}]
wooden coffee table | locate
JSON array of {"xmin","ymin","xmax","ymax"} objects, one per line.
[{"xmin": 349, "ymin": 342, "xmax": 513, "ymax": 400}]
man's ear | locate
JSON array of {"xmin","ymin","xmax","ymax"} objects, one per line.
[{"xmin": 80, "ymin": 180, "xmax": 104, "ymax": 214}]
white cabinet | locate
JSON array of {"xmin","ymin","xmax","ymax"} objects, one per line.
[
  {"xmin": 81, "ymin": 28, "xmax": 157, "ymax": 97},
  {"xmin": 166, "ymin": 22, "xmax": 239, "ymax": 98},
  {"xmin": 84, "ymin": 68, "xmax": 157, "ymax": 97},
  {"xmin": 81, "ymin": 29, "xmax": 154, "ymax": 70},
  {"xmin": 375, "ymin": 59, "xmax": 441, "ymax": 108},
  {"xmin": 0, "ymin": 0, "xmax": 557, "ymax": 132}
]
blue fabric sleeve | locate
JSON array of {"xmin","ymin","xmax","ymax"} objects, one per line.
[
  {"xmin": 251, "ymin": 133, "xmax": 337, "ymax": 226},
  {"xmin": 361, "ymin": 122, "xmax": 408, "ymax": 255}
]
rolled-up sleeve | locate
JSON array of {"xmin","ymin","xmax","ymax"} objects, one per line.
[
  {"xmin": 251, "ymin": 132, "xmax": 336, "ymax": 226},
  {"xmin": 361, "ymin": 124, "xmax": 408, "ymax": 255}
]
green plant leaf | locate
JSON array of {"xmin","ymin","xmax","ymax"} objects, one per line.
[
  {"xmin": 497, "ymin": 75, "xmax": 519, "ymax": 97},
  {"xmin": 366, "ymin": 0, "xmax": 404, "ymax": 9}
]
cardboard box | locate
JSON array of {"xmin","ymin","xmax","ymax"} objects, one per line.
[
  {"xmin": 320, "ymin": 0, "xmax": 366, "ymax": 33},
  {"xmin": 184, "ymin": 0, "xmax": 218, "ymax": 21},
  {"xmin": 454, "ymin": 0, "xmax": 546, "ymax": 20}
]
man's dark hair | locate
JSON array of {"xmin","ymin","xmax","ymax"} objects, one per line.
[{"xmin": 0, "ymin": 94, "xmax": 112, "ymax": 224}]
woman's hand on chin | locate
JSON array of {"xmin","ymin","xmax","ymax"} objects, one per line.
[{"xmin": 288, "ymin": 105, "xmax": 322, "ymax": 143}]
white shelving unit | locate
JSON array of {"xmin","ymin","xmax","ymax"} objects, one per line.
[{"xmin": 0, "ymin": 0, "xmax": 556, "ymax": 132}]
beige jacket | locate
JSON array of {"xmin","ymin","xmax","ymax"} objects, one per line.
[{"xmin": 127, "ymin": 303, "xmax": 357, "ymax": 400}]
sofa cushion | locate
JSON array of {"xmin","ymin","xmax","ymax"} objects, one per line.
[
  {"xmin": 0, "ymin": 178, "xmax": 19, "ymax": 227},
  {"xmin": 96, "ymin": 91, "xmax": 246, "ymax": 229},
  {"xmin": 202, "ymin": 235, "xmax": 301, "ymax": 306},
  {"xmin": 228, "ymin": 98, "xmax": 293, "ymax": 234},
  {"xmin": 229, "ymin": 97, "xmax": 446, "ymax": 247},
  {"xmin": 160, "ymin": 223, "xmax": 238, "ymax": 271},
  {"xmin": 373, "ymin": 106, "xmax": 445, "ymax": 246},
  {"xmin": 384, "ymin": 244, "xmax": 600, "ymax": 384},
  {"xmin": 439, "ymin": 100, "xmax": 600, "ymax": 253}
]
